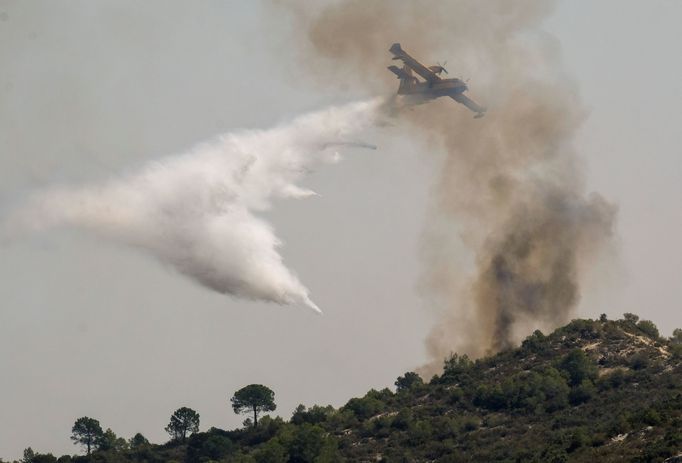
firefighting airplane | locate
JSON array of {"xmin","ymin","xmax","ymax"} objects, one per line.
[{"xmin": 387, "ymin": 43, "xmax": 486, "ymax": 118}]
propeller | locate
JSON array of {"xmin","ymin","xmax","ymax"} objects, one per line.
[{"xmin": 437, "ymin": 60, "xmax": 448, "ymax": 74}]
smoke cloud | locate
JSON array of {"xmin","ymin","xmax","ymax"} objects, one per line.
[
  {"xmin": 277, "ymin": 0, "xmax": 616, "ymax": 365},
  {"xmin": 1, "ymin": 99, "xmax": 383, "ymax": 312}
]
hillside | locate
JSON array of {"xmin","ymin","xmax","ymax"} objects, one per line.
[{"xmin": 9, "ymin": 314, "xmax": 682, "ymax": 463}]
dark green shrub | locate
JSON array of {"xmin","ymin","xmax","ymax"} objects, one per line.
[
  {"xmin": 521, "ymin": 330, "xmax": 549, "ymax": 353},
  {"xmin": 286, "ymin": 424, "xmax": 338, "ymax": 463},
  {"xmin": 395, "ymin": 372, "xmax": 423, "ymax": 392},
  {"xmin": 558, "ymin": 349, "xmax": 598, "ymax": 386},
  {"xmin": 441, "ymin": 354, "xmax": 474, "ymax": 382},
  {"xmin": 343, "ymin": 396, "xmax": 384, "ymax": 421},
  {"xmin": 391, "ymin": 409, "xmax": 413, "ymax": 431},
  {"xmin": 629, "ymin": 352, "xmax": 650, "ymax": 370},
  {"xmin": 597, "ymin": 368, "xmax": 630, "ymax": 390},
  {"xmin": 291, "ymin": 405, "xmax": 334, "ymax": 426},
  {"xmin": 636, "ymin": 319, "xmax": 660, "ymax": 339},
  {"xmin": 623, "ymin": 313, "xmax": 640, "ymax": 324},
  {"xmin": 569, "ymin": 380, "xmax": 597, "ymax": 405}
]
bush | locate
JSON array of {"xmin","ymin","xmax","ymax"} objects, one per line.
[
  {"xmin": 558, "ymin": 349, "xmax": 598, "ymax": 386},
  {"xmin": 291, "ymin": 405, "xmax": 334, "ymax": 426},
  {"xmin": 635, "ymin": 427, "xmax": 682, "ymax": 462},
  {"xmin": 558, "ymin": 319, "xmax": 601, "ymax": 340},
  {"xmin": 623, "ymin": 313, "xmax": 640, "ymax": 324},
  {"xmin": 395, "ymin": 372, "xmax": 423, "ymax": 392},
  {"xmin": 325, "ymin": 408, "xmax": 357, "ymax": 430},
  {"xmin": 521, "ymin": 329, "xmax": 548, "ymax": 353},
  {"xmin": 670, "ymin": 328, "xmax": 682, "ymax": 345},
  {"xmin": 391, "ymin": 409, "xmax": 413, "ymax": 431},
  {"xmin": 671, "ymin": 344, "xmax": 682, "ymax": 360},
  {"xmin": 569, "ymin": 380, "xmax": 597, "ymax": 405},
  {"xmin": 447, "ymin": 387, "xmax": 463, "ymax": 405},
  {"xmin": 474, "ymin": 367, "xmax": 570, "ymax": 413},
  {"xmin": 597, "ymin": 368, "xmax": 630, "ymax": 390},
  {"xmin": 539, "ymin": 445, "xmax": 568, "ymax": 463},
  {"xmin": 629, "ymin": 352, "xmax": 650, "ymax": 370},
  {"xmin": 516, "ymin": 368, "xmax": 570, "ymax": 413},
  {"xmin": 186, "ymin": 431, "xmax": 235, "ymax": 463},
  {"xmin": 567, "ymin": 427, "xmax": 590, "ymax": 452},
  {"xmin": 641, "ymin": 408, "xmax": 662, "ymax": 426},
  {"xmin": 32, "ymin": 455, "xmax": 57, "ymax": 463},
  {"xmin": 286, "ymin": 424, "xmax": 339, "ymax": 463},
  {"xmin": 473, "ymin": 383, "xmax": 506, "ymax": 411},
  {"xmin": 343, "ymin": 395, "xmax": 384, "ymax": 421},
  {"xmin": 636, "ymin": 320, "xmax": 660, "ymax": 339},
  {"xmin": 459, "ymin": 416, "xmax": 479, "ymax": 432},
  {"xmin": 253, "ymin": 439, "xmax": 288, "ymax": 463},
  {"xmin": 405, "ymin": 420, "xmax": 433, "ymax": 447},
  {"xmin": 441, "ymin": 353, "xmax": 474, "ymax": 381}
]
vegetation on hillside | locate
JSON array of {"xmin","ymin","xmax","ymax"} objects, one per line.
[{"xmin": 5, "ymin": 314, "xmax": 682, "ymax": 463}]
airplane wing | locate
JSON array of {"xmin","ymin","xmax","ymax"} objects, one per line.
[
  {"xmin": 450, "ymin": 94, "xmax": 486, "ymax": 118},
  {"xmin": 389, "ymin": 43, "xmax": 440, "ymax": 84}
]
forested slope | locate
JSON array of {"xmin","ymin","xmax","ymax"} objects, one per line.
[{"xmin": 9, "ymin": 314, "xmax": 682, "ymax": 463}]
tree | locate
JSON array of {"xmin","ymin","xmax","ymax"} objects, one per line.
[
  {"xmin": 129, "ymin": 432, "xmax": 150, "ymax": 449},
  {"xmin": 70, "ymin": 417, "xmax": 104, "ymax": 455},
  {"xmin": 231, "ymin": 384, "xmax": 276, "ymax": 427},
  {"xmin": 21, "ymin": 448, "xmax": 35, "ymax": 463},
  {"xmin": 343, "ymin": 395, "xmax": 384, "ymax": 421},
  {"xmin": 31, "ymin": 455, "xmax": 57, "ymax": 463},
  {"xmin": 636, "ymin": 319, "xmax": 660, "ymax": 339},
  {"xmin": 623, "ymin": 313, "xmax": 639, "ymax": 324},
  {"xmin": 630, "ymin": 351, "xmax": 650, "ymax": 370},
  {"xmin": 558, "ymin": 349, "xmax": 598, "ymax": 386},
  {"xmin": 165, "ymin": 407, "xmax": 200, "ymax": 442},
  {"xmin": 441, "ymin": 353, "xmax": 473, "ymax": 381},
  {"xmin": 99, "ymin": 428, "xmax": 128, "ymax": 452},
  {"xmin": 287, "ymin": 424, "xmax": 339, "ymax": 463},
  {"xmin": 291, "ymin": 405, "xmax": 334, "ymax": 426},
  {"xmin": 569, "ymin": 379, "xmax": 597, "ymax": 405},
  {"xmin": 186, "ymin": 431, "xmax": 236, "ymax": 462},
  {"xmin": 395, "ymin": 372, "xmax": 423, "ymax": 392},
  {"xmin": 671, "ymin": 328, "xmax": 682, "ymax": 345},
  {"xmin": 253, "ymin": 439, "xmax": 287, "ymax": 463},
  {"xmin": 522, "ymin": 330, "xmax": 549, "ymax": 353}
]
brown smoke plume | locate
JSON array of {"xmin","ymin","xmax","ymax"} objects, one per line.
[{"xmin": 275, "ymin": 0, "xmax": 616, "ymax": 370}]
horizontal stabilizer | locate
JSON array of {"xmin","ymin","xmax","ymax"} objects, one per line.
[{"xmin": 387, "ymin": 65, "xmax": 413, "ymax": 80}]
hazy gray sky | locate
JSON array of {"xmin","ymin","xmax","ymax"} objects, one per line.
[{"xmin": 0, "ymin": 1, "xmax": 681, "ymax": 459}]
